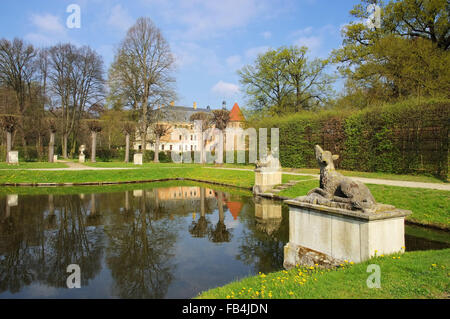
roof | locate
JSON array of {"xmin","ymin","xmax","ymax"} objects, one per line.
[
  {"xmin": 229, "ymin": 103, "xmax": 245, "ymax": 122},
  {"xmin": 157, "ymin": 105, "xmax": 212, "ymax": 123},
  {"xmin": 226, "ymin": 201, "xmax": 243, "ymax": 220}
]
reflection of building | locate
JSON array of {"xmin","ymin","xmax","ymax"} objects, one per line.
[
  {"xmin": 133, "ymin": 102, "xmax": 246, "ymax": 153},
  {"xmin": 226, "ymin": 200, "xmax": 243, "ymax": 220},
  {"xmin": 155, "ymin": 186, "xmax": 215, "ymax": 201}
]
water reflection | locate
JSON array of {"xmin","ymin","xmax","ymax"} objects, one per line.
[
  {"xmin": 0, "ymin": 186, "xmax": 287, "ymax": 298},
  {"xmin": 0, "ymin": 186, "xmax": 448, "ymax": 299}
]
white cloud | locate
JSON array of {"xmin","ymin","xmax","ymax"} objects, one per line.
[
  {"xmin": 30, "ymin": 13, "xmax": 66, "ymax": 35},
  {"xmin": 107, "ymin": 4, "xmax": 134, "ymax": 32},
  {"xmin": 261, "ymin": 31, "xmax": 272, "ymax": 39},
  {"xmin": 292, "ymin": 25, "xmax": 340, "ymax": 58},
  {"xmin": 211, "ymin": 81, "xmax": 240, "ymax": 97}
]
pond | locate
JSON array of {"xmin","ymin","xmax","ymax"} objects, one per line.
[{"xmin": 0, "ymin": 183, "xmax": 448, "ymax": 298}]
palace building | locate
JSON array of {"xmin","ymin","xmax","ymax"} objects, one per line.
[{"xmin": 133, "ymin": 101, "xmax": 246, "ymax": 153}]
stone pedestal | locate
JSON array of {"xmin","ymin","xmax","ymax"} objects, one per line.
[
  {"xmin": 79, "ymin": 154, "xmax": 85, "ymax": 163},
  {"xmin": 253, "ymin": 167, "xmax": 282, "ymax": 193},
  {"xmin": 134, "ymin": 153, "xmax": 143, "ymax": 165},
  {"xmin": 53, "ymin": 155, "xmax": 58, "ymax": 162},
  {"xmin": 7, "ymin": 151, "xmax": 18, "ymax": 164},
  {"xmin": 283, "ymin": 200, "xmax": 411, "ymax": 269}
]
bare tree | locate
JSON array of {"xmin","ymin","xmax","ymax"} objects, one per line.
[
  {"xmin": 122, "ymin": 121, "xmax": 135, "ymax": 163},
  {"xmin": 48, "ymin": 44, "xmax": 104, "ymax": 158},
  {"xmin": 47, "ymin": 118, "xmax": 57, "ymax": 162},
  {"xmin": 190, "ymin": 112, "xmax": 212, "ymax": 164},
  {"xmin": 0, "ymin": 115, "xmax": 19, "ymax": 163},
  {"xmin": 87, "ymin": 120, "xmax": 102, "ymax": 163},
  {"xmin": 109, "ymin": 17, "xmax": 176, "ymax": 158},
  {"xmin": 0, "ymin": 38, "xmax": 37, "ymax": 147}
]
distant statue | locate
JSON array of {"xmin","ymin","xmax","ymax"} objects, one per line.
[
  {"xmin": 297, "ymin": 145, "xmax": 377, "ymax": 212},
  {"xmin": 79, "ymin": 144, "xmax": 86, "ymax": 156},
  {"xmin": 255, "ymin": 150, "xmax": 281, "ymax": 170}
]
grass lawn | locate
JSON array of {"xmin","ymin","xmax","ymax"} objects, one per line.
[
  {"xmin": 279, "ymin": 181, "xmax": 450, "ymax": 229},
  {"xmin": 197, "ymin": 249, "xmax": 450, "ymax": 299},
  {"xmin": 0, "ymin": 162, "xmax": 68, "ymax": 169},
  {"xmin": 283, "ymin": 167, "xmax": 447, "ymax": 184}
]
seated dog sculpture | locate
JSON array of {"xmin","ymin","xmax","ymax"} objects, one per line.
[{"xmin": 298, "ymin": 145, "xmax": 377, "ymax": 212}]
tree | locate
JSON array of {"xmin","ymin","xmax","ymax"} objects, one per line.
[
  {"xmin": 87, "ymin": 120, "xmax": 102, "ymax": 162},
  {"xmin": 0, "ymin": 38, "xmax": 36, "ymax": 148},
  {"xmin": 109, "ymin": 17, "xmax": 176, "ymax": 158},
  {"xmin": 47, "ymin": 118, "xmax": 57, "ymax": 162},
  {"xmin": 0, "ymin": 115, "xmax": 19, "ymax": 163},
  {"xmin": 190, "ymin": 111, "xmax": 212, "ymax": 164},
  {"xmin": 48, "ymin": 44, "xmax": 104, "ymax": 158},
  {"xmin": 238, "ymin": 46, "xmax": 333, "ymax": 114},
  {"xmin": 333, "ymin": 0, "xmax": 450, "ymax": 103},
  {"xmin": 122, "ymin": 121, "xmax": 135, "ymax": 163}
]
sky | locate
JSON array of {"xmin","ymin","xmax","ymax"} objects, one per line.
[{"xmin": 0, "ymin": 0, "xmax": 359, "ymax": 110}]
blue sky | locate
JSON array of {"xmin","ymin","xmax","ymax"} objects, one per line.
[{"xmin": 0, "ymin": 0, "xmax": 359, "ymax": 110}]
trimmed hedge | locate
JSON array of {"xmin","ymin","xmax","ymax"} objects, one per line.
[{"xmin": 252, "ymin": 99, "xmax": 449, "ymax": 180}]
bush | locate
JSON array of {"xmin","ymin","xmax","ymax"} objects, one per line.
[{"xmin": 251, "ymin": 98, "xmax": 449, "ymax": 180}]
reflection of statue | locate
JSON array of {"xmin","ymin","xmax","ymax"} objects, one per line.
[{"xmin": 296, "ymin": 145, "xmax": 379, "ymax": 213}]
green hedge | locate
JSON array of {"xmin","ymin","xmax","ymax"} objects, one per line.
[{"xmin": 252, "ymin": 99, "xmax": 449, "ymax": 180}]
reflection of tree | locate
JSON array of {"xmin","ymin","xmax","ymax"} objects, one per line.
[
  {"xmin": 189, "ymin": 188, "xmax": 211, "ymax": 238},
  {"xmin": 236, "ymin": 198, "xmax": 289, "ymax": 274},
  {"xmin": 208, "ymin": 191, "xmax": 232, "ymax": 243},
  {"xmin": 0, "ymin": 194, "xmax": 103, "ymax": 293},
  {"xmin": 105, "ymin": 191, "xmax": 178, "ymax": 298}
]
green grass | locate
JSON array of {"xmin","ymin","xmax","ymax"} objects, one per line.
[
  {"xmin": 282, "ymin": 168, "xmax": 447, "ymax": 184},
  {"xmin": 197, "ymin": 249, "xmax": 450, "ymax": 299},
  {"xmin": 279, "ymin": 181, "xmax": 450, "ymax": 229},
  {"xmin": 0, "ymin": 162, "xmax": 68, "ymax": 169}
]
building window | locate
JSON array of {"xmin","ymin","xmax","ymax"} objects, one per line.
[
  {"xmin": 179, "ymin": 135, "xmax": 182, "ymax": 140},
  {"xmin": 190, "ymin": 135, "xmax": 193, "ymax": 140},
  {"xmin": 191, "ymin": 145, "xmax": 193, "ymax": 151},
  {"xmin": 138, "ymin": 145, "xmax": 142, "ymax": 150},
  {"xmin": 170, "ymin": 145, "xmax": 173, "ymax": 151},
  {"xmin": 179, "ymin": 145, "xmax": 182, "ymax": 151},
  {"xmin": 161, "ymin": 144, "xmax": 165, "ymax": 151}
]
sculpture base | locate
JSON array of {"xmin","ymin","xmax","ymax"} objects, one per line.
[
  {"xmin": 7, "ymin": 151, "xmax": 19, "ymax": 165},
  {"xmin": 283, "ymin": 199, "xmax": 411, "ymax": 268},
  {"xmin": 253, "ymin": 168, "xmax": 282, "ymax": 193},
  {"xmin": 133, "ymin": 153, "xmax": 143, "ymax": 165},
  {"xmin": 79, "ymin": 154, "xmax": 85, "ymax": 163}
]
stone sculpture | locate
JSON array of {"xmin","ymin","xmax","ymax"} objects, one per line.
[
  {"xmin": 79, "ymin": 144, "xmax": 86, "ymax": 156},
  {"xmin": 296, "ymin": 145, "xmax": 380, "ymax": 213},
  {"xmin": 255, "ymin": 151, "xmax": 281, "ymax": 170}
]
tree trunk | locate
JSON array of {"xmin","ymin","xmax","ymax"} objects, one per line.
[
  {"xmin": 91, "ymin": 131, "xmax": 97, "ymax": 162},
  {"xmin": 124, "ymin": 133, "xmax": 130, "ymax": 163},
  {"xmin": 62, "ymin": 134, "xmax": 68, "ymax": 159},
  {"xmin": 154, "ymin": 135, "xmax": 160, "ymax": 163},
  {"xmin": 48, "ymin": 131, "xmax": 55, "ymax": 162},
  {"xmin": 6, "ymin": 131, "xmax": 11, "ymax": 163}
]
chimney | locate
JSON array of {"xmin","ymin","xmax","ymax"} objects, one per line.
[{"xmin": 193, "ymin": 102, "xmax": 197, "ymax": 110}]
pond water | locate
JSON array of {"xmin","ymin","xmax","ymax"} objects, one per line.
[{"xmin": 0, "ymin": 184, "xmax": 448, "ymax": 299}]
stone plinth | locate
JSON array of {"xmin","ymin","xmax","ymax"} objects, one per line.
[
  {"xmin": 253, "ymin": 167, "xmax": 282, "ymax": 193},
  {"xmin": 53, "ymin": 155, "xmax": 58, "ymax": 162},
  {"xmin": 79, "ymin": 154, "xmax": 85, "ymax": 163},
  {"xmin": 283, "ymin": 200, "xmax": 411, "ymax": 269},
  {"xmin": 133, "ymin": 153, "xmax": 143, "ymax": 165},
  {"xmin": 7, "ymin": 151, "xmax": 18, "ymax": 164}
]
